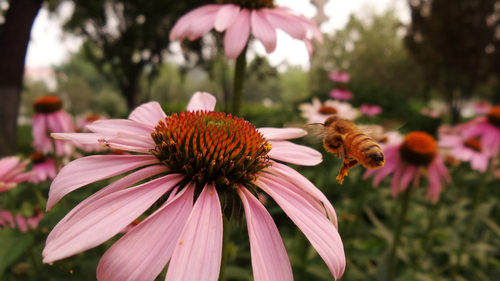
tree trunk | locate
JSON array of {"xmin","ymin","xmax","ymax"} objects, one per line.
[{"xmin": 0, "ymin": 0, "xmax": 43, "ymax": 157}]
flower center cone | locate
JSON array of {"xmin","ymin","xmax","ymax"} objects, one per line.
[
  {"xmin": 464, "ymin": 138, "xmax": 482, "ymax": 152},
  {"xmin": 399, "ymin": 131, "xmax": 437, "ymax": 166},
  {"xmin": 487, "ymin": 106, "xmax": 500, "ymax": 127},
  {"xmin": 151, "ymin": 111, "xmax": 272, "ymax": 190},
  {"xmin": 33, "ymin": 95, "xmax": 62, "ymax": 114},
  {"xmin": 319, "ymin": 106, "xmax": 337, "ymax": 115},
  {"xmin": 217, "ymin": 0, "xmax": 275, "ymax": 9}
]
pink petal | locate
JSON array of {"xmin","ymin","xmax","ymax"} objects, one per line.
[
  {"xmin": 166, "ymin": 184, "xmax": 223, "ymax": 281},
  {"xmin": 97, "ymin": 183, "xmax": 195, "ymax": 281},
  {"xmin": 224, "ymin": 9, "xmax": 251, "ymax": 60},
  {"xmin": 43, "ymin": 174, "xmax": 183, "ymax": 263},
  {"xmin": 237, "ymin": 187, "xmax": 293, "ymax": 281},
  {"xmin": 265, "ymin": 163, "xmax": 338, "ymax": 228},
  {"xmin": 214, "ymin": 4, "xmax": 240, "ymax": 32},
  {"xmin": 258, "ymin": 128, "xmax": 306, "ymax": 140},
  {"xmin": 261, "ymin": 8, "xmax": 307, "ymax": 39},
  {"xmin": 296, "ymin": 14, "xmax": 323, "ymax": 43},
  {"xmin": 47, "ymin": 154, "xmax": 159, "ymax": 210},
  {"xmin": 102, "ymin": 133, "xmax": 156, "ymax": 153},
  {"xmin": 51, "ymin": 133, "xmax": 109, "ymax": 145},
  {"xmin": 128, "ymin": 102, "xmax": 167, "ymax": 128},
  {"xmin": 46, "ymin": 165, "xmax": 168, "ymax": 245},
  {"xmin": 471, "ymin": 153, "xmax": 489, "ymax": 172},
  {"xmin": 399, "ymin": 165, "xmax": 417, "ymax": 191},
  {"xmin": 268, "ymin": 140, "xmax": 322, "ymax": 166},
  {"xmin": 32, "ymin": 114, "xmax": 48, "ymax": 149},
  {"xmin": 170, "ymin": 5, "xmax": 221, "ymax": 41},
  {"xmin": 251, "ymin": 10, "xmax": 277, "ymax": 53},
  {"xmin": 16, "ymin": 214, "xmax": 28, "ymax": 233},
  {"xmin": 186, "ymin": 92, "xmax": 217, "ymax": 112},
  {"xmin": 184, "ymin": 8, "xmax": 221, "ymax": 41},
  {"xmin": 304, "ymin": 38, "xmax": 313, "ymax": 57},
  {"xmin": 86, "ymin": 119, "xmax": 153, "ymax": 135},
  {"xmin": 426, "ymin": 167, "xmax": 441, "ymax": 204},
  {"xmin": 256, "ymin": 180, "xmax": 345, "ymax": 280},
  {"xmin": 390, "ymin": 164, "xmax": 404, "ymax": 198}
]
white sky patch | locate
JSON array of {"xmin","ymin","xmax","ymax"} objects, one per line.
[{"xmin": 25, "ymin": 0, "xmax": 410, "ymax": 70}]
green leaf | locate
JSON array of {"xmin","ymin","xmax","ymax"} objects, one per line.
[{"xmin": 0, "ymin": 228, "xmax": 34, "ymax": 276}]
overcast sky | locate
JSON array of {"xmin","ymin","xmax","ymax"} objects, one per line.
[{"xmin": 25, "ymin": 0, "xmax": 410, "ymax": 69}]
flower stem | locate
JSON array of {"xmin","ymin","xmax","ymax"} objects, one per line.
[
  {"xmin": 420, "ymin": 200, "xmax": 439, "ymax": 262},
  {"xmin": 455, "ymin": 173, "xmax": 490, "ymax": 269},
  {"xmin": 388, "ymin": 187, "xmax": 412, "ymax": 281},
  {"xmin": 218, "ymin": 216, "xmax": 231, "ymax": 281},
  {"xmin": 232, "ymin": 45, "xmax": 248, "ymax": 117}
]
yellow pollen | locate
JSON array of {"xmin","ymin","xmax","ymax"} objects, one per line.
[
  {"xmin": 210, "ymin": 191, "xmax": 213, "ymax": 195},
  {"xmin": 180, "ymin": 241, "xmax": 183, "ymax": 244}
]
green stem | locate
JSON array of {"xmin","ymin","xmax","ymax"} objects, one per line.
[
  {"xmin": 218, "ymin": 216, "xmax": 231, "ymax": 281},
  {"xmin": 420, "ymin": 201, "xmax": 439, "ymax": 263},
  {"xmin": 456, "ymin": 173, "xmax": 490, "ymax": 267},
  {"xmin": 388, "ymin": 187, "xmax": 412, "ymax": 281},
  {"xmin": 231, "ymin": 45, "xmax": 248, "ymax": 117}
]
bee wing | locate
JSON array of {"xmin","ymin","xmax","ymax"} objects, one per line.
[
  {"xmin": 284, "ymin": 122, "xmax": 324, "ymax": 143},
  {"xmin": 356, "ymin": 125, "xmax": 386, "ymax": 142}
]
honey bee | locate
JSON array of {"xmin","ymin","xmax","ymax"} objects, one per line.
[{"xmin": 307, "ymin": 115, "xmax": 386, "ymax": 184}]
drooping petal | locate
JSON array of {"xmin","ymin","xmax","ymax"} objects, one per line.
[
  {"xmin": 265, "ymin": 162, "xmax": 338, "ymax": 227},
  {"xmin": 426, "ymin": 166, "xmax": 442, "ymax": 204},
  {"xmin": 43, "ymin": 174, "xmax": 183, "ymax": 263},
  {"xmin": 224, "ymin": 9, "xmax": 251, "ymax": 60},
  {"xmin": 214, "ymin": 4, "xmax": 240, "ymax": 32},
  {"xmin": 256, "ymin": 180, "xmax": 345, "ymax": 280},
  {"xmin": 96, "ymin": 183, "xmax": 195, "ymax": 281},
  {"xmin": 251, "ymin": 10, "xmax": 277, "ymax": 53},
  {"xmin": 258, "ymin": 128, "xmax": 306, "ymax": 140},
  {"xmin": 102, "ymin": 133, "xmax": 156, "ymax": 153},
  {"xmin": 128, "ymin": 102, "xmax": 167, "ymax": 128},
  {"xmin": 261, "ymin": 8, "xmax": 307, "ymax": 39},
  {"xmin": 268, "ymin": 140, "xmax": 322, "ymax": 166},
  {"xmin": 166, "ymin": 183, "xmax": 223, "ymax": 281},
  {"xmin": 184, "ymin": 7, "xmax": 221, "ymax": 41},
  {"xmin": 237, "ymin": 187, "xmax": 293, "ymax": 281},
  {"xmin": 390, "ymin": 164, "xmax": 404, "ymax": 198},
  {"xmin": 47, "ymin": 155, "xmax": 159, "ymax": 210},
  {"xmin": 46, "ymin": 165, "xmax": 168, "ymax": 245},
  {"xmin": 51, "ymin": 133, "xmax": 109, "ymax": 144},
  {"xmin": 304, "ymin": 38, "xmax": 313, "ymax": 57},
  {"xmin": 170, "ymin": 5, "xmax": 222, "ymax": 41},
  {"xmin": 187, "ymin": 92, "xmax": 217, "ymax": 112}
]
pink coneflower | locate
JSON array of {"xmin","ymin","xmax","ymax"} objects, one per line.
[
  {"xmin": 0, "ymin": 157, "xmax": 36, "ymax": 193},
  {"xmin": 439, "ymin": 134, "xmax": 489, "ymax": 172},
  {"xmin": 329, "ymin": 88, "xmax": 353, "ymax": 101},
  {"xmin": 0, "ymin": 209, "xmax": 43, "ymax": 232},
  {"xmin": 32, "ymin": 96, "xmax": 75, "ymax": 156},
  {"xmin": 169, "ymin": 2, "xmax": 323, "ymax": 59},
  {"xmin": 43, "ymin": 92, "xmax": 345, "ymax": 280},
  {"xmin": 28, "ymin": 153, "xmax": 57, "ymax": 183},
  {"xmin": 463, "ymin": 106, "xmax": 500, "ymax": 157},
  {"xmin": 299, "ymin": 97, "xmax": 360, "ymax": 123},
  {"xmin": 329, "ymin": 72, "xmax": 350, "ymax": 83},
  {"xmin": 473, "ymin": 100, "xmax": 491, "ymax": 115},
  {"xmin": 364, "ymin": 132, "xmax": 451, "ymax": 204},
  {"xmin": 360, "ymin": 104, "xmax": 382, "ymax": 117}
]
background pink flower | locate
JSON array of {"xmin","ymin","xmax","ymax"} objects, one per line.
[
  {"xmin": 462, "ymin": 106, "xmax": 500, "ymax": 156},
  {"xmin": 43, "ymin": 92, "xmax": 345, "ymax": 281},
  {"xmin": 32, "ymin": 95, "xmax": 75, "ymax": 157},
  {"xmin": 360, "ymin": 104, "xmax": 383, "ymax": 117},
  {"xmin": 439, "ymin": 134, "xmax": 489, "ymax": 172},
  {"xmin": 364, "ymin": 131, "xmax": 451, "ymax": 203},
  {"xmin": 0, "ymin": 156, "xmax": 36, "ymax": 192},
  {"xmin": 28, "ymin": 153, "xmax": 58, "ymax": 183},
  {"xmin": 299, "ymin": 97, "xmax": 360, "ymax": 123},
  {"xmin": 329, "ymin": 88, "xmax": 353, "ymax": 101},
  {"xmin": 170, "ymin": 4, "xmax": 322, "ymax": 59},
  {"xmin": 329, "ymin": 72, "xmax": 350, "ymax": 83},
  {"xmin": 0, "ymin": 210, "xmax": 43, "ymax": 232}
]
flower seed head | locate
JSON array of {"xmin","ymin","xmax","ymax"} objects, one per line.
[
  {"xmin": 217, "ymin": 0, "xmax": 275, "ymax": 9},
  {"xmin": 487, "ymin": 106, "xmax": 500, "ymax": 127},
  {"xmin": 33, "ymin": 95, "xmax": 62, "ymax": 114},
  {"xmin": 399, "ymin": 131, "xmax": 437, "ymax": 166}
]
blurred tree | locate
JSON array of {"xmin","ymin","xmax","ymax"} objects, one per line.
[
  {"xmin": 309, "ymin": 9, "xmax": 423, "ymax": 107},
  {"xmin": 405, "ymin": 0, "xmax": 499, "ymax": 123},
  {"xmin": 64, "ymin": 0, "xmax": 213, "ymax": 110},
  {"xmin": 0, "ymin": 0, "xmax": 44, "ymax": 156}
]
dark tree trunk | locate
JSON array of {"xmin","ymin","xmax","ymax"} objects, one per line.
[{"xmin": 0, "ymin": 0, "xmax": 43, "ymax": 157}]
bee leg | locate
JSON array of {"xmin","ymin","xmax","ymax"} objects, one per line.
[{"xmin": 336, "ymin": 159, "xmax": 359, "ymax": 184}]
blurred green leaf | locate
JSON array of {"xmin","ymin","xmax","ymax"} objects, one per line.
[{"xmin": 0, "ymin": 229, "xmax": 34, "ymax": 276}]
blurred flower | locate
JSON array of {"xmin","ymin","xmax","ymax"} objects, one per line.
[
  {"xmin": 43, "ymin": 92, "xmax": 345, "ymax": 280},
  {"xmin": 420, "ymin": 107, "xmax": 441, "ymax": 118},
  {"xmin": 0, "ymin": 157, "xmax": 36, "ymax": 193},
  {"xmin": 463, "ymin": 106, "xmax": 500, "ymax": 156},
  {"xmin": 32, "ymin": 95, "xmax": 75, "ymax": 156},
  {"xmin": 439, "ymin": 134, "xmax": 489, "ymax": 172},
  {"xmin": 377, "ymin": 131, "xmax": 404, "ymax": 149},
  {"xmin": 329, "ymin": 72, "xmax": 350, "ymax": 83},
  {"xmin": 364, "ymin": 132, "xmax": 451, "ymax": 204},
  {"xmin": 473, "ymin": 100, "xmax": 492, "ymax": 115},
  {"xmin": 75, "ymin": 114, "xmax": 110, "ymax": 153},
  {"xmin": 329, "ymin": 88, "xmax": 353, "ymax": 101},
  {"xmin": 169, "ymin": 3, "xmax": 322, "ymax": 59},
  {"xmin": 0, "ymin": 209, "xmax": 43, "ymax": 232},
  {"xmin": 28, "ymin": 153, "xmax": 57, "ymax": 183},
  {"xmin": 360, "ymin": 104, "xmax": 382, "ymax": 117},
  {"xmin": 299, "ymin": 97, "xmax": 360, "ymax": 123}
]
